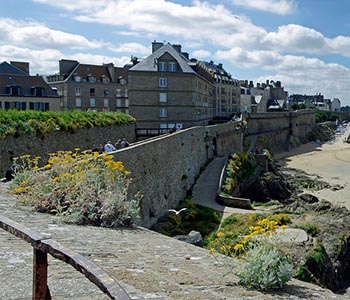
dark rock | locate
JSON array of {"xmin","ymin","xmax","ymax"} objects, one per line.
[
  {"xmin": 299, "ymin": 193, "xmax": 319, "ymax": 204},
  {"xmin": 173, "ymin": 230, "xmax": 203, "ymax": 247}
]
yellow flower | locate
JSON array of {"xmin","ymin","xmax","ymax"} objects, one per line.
[
  {"xmin": 209, "ymin": 248, "xmax": 216, "ymax": 254},
  {"xmin": 233, "ymin": 244, "xmax": 244, "ymax": 251},
  {"xmin": 217, "ymin": 231, "xmax": 225, "ymax": 237},
  {"xmin": 281, "ymin": 225, "xmax": 288, "ymax": 229}
]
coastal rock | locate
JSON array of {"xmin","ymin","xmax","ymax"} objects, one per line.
[
  {"xmin": 173, "ymin": 230, "xmax": 203, "ymax": 247},
  {"xmin": 299, "ymin": 193, "xmax": 319, "ymax": 204}
]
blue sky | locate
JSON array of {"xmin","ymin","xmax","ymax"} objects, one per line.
[{"xmin": 2, "ymin": 0, "xmax": 350, "ymax": 105}]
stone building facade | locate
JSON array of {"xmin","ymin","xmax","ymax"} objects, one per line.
[
  {"xmin": 0, "ymin": 61, "xmax": 60, "ymax": 111},
  {"xmin": 128, "ymin": 41, "xmax": 215, "ymax": 130},
  {"xmin": 201, "ymin": 61, "xmax": 240, "ymax": 118},
  {"xmin": 46, "ymin": 60, "xmax": 129, "ymax": 113}
]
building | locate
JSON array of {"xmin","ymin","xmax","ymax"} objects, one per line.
[
  {"xmin": 240, "ymin": 80, "xmax": 288, "ymax": 113},
  {"xmin": 0, "ymin": 61, "xmax": 60, "ymax": 111},
  {"xmin": 289, "ymin": 93, "xmax": 330, "ymax": 111},
  {"xmin": 128, "ymin": 41, "xmax": 215, "ymax": 130},
  {"xmin": 331, "ymin": 98, "xmax": 341, "ymax": 112},
  {"xmin": 46, "ymin": 60, "xmax": 129, "ymax": 113},
  {"xmin": 200, "ymin": 61, "xmax": 240, "ymax": 118}
]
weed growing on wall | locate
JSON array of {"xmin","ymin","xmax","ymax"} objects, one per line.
[
  {"xmin": 9, "ymin": 150, "xmax": 140, "ymax": 227},
  {"xmin": 208, "ymin": 213, "xmax": 293, "ymax": 290},
  {"xmin": 222, "ymin": 152, "xmax": 256, "ymax": 194}
]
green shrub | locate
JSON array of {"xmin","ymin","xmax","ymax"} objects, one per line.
[
  {"xmin": 295, "ymin": 223, "xmax": 320, "ymax": 237},
  {"xmin": 237, "ymin": 244, "xmax": 294, "ymax": 290},
  {"xmin": 10, "ymin": 150, "xmax": 140, "ymax": 227}
]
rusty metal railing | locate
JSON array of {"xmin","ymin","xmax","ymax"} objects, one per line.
[{"xmin": 0, "ymin": 215, "xmax": 131, "ymax": 300}]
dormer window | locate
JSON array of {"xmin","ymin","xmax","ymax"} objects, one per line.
[
  {"xmin": 159, "ymin": 61, "xmax": 167, "ymax": 71},
  {"xmin": 169, "ymin": 62, "xmax": 176, "ymax": 72},
  {"xmin": 89, "ymin": 76, "xmax": 96, "ymax": 83},
  {"xmin": 32, "ymin": 87, "xmax": 45, "ymax": 97},
  {"xmin": 102, "ymin": 77, "xmax": 110, "ymax": 84},
  {"xmin": 7, "ymin": 85, "xmax": 21, "ymax": 96},
  {"xmin": 74, "ymin": 75, "xmax": 81, "ymax": 82}
]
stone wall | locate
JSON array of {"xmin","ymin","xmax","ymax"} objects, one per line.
[
  {"xmin": 0, "ymin": 110, "xmax": 315, "ymax": 228},
  {"xmin": 115, "ymin": 121, "xmax": 243, "ymax": 228},
  {"xmin": 0, "ymin": 123, "xmax": 136, "ymax": 176}
]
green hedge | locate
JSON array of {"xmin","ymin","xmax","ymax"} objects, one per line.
[{"xmin": 0, "ymin": 110, "xmax": 135, "ymax": 139}]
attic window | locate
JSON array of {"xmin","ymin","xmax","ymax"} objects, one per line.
[
  {"xmin": 7, "ymin": 86, "xmax": 21, "ymax": 96},
  {"xmin": 159, "ymin": 61, "xmax": 166, "ymax": 72},
  {"xmin": 169, "ymin": 62, "xmax": 176, "ymax": 72},
  {"xmin": 74, "ymin": 75, "xmax": 81, "ymax": 82},
  {"xmin": 32, "ymin": 87, "xmax": 45, "ymax": 97},
  {"xmin": 89, "ymin": 76, "xmax": 96, "ymax": 83},
  {"xmin": 102, "ymin": 77, "xmax": 110, "ymax": 84}
]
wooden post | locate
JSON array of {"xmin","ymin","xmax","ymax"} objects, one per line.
[{"xmin": 33, "ymin": 248, "xmax": 51, "ymax": 300}]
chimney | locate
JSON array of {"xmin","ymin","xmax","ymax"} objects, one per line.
[
  {"xmin": 266, "ymin": 79, "xmax": 270, "ymax": 85},
  {"xmin": 249, "ymin": 81, "xmax": 254, "ymax": 88},
  {"xmin": 10, "ymin": 61, "xmax": 29, "ymax": 74},
  {"xmin": 152, "ymin": 40, "xmax": 164, "ymax": 53},
  {"xmin": 104, "ymin": 63, "xmax": 115, "ymax": 82},
  {"xmin": 182, "ymin": 52, "xmax": 189, "ymax": 59},
  {"xmin": 172, "ymin": 44, "xmax": 182, "ymax": 53},
  {"xmin": 218, "ymin": 63, "xmax": 223, "ymax": 69}
]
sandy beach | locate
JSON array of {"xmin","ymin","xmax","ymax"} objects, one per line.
[{"xmin": 276, "ymin": 125, "xmax": 350, "ymax": 209}]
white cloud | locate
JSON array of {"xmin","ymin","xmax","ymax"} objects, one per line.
[
  {"xmin": 232, "ymin": 0, "xmax": 296, "ymax": 15},
  {"xmin": 0, "ymin": 18, "xmax": 103, "ymax": 50},
  {"xmin": 108, "ymin": 42, "xmax": 150, "ymax": 55},
  {"xmin": 192, "ymin": 49, "xmax": 211, "ymax": 58}
]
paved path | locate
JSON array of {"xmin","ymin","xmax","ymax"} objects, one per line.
[{"xmin": 192, "ymin": 157, "xmax": 265, "ymax": 221}]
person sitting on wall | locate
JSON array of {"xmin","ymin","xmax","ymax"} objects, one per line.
[
  {"xmin": 115, "ymin": 140, "xmax": 123, "ymax": 149},
  {"xmin": 121, "ymin": 138, "xmax": 129, "ymax": 148},
  {"xmin": 104, "ymin": 141, "xmax": 116, "ymax": 153}
]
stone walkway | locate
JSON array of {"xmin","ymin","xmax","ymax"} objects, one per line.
[{"xmin": 0, "ymin": 182, "xmax": 348, "ymax": 299}]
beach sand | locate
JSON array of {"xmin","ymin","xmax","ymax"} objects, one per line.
[{"xmin": 276, "ymin": 125, "xmax": 350, "ymax": 209}]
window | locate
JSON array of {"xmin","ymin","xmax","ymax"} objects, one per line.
[
  {"xmin": 159, "ymin": 93, "xmax": 167, "ymax": 103},
  {"xmin": 116, "ymin": 89, "xmax": 121, "ymax": 97},
  {"xmin": 74, "ymin": 75, "xmax": 81, "ymax": 82},
  {"xmin": 88, "ymin": 76, "xmax": 96, "ymax": 83},
  {"xmin": 125, "ymin": 99, "xmax": 129, "ymax": 107},
  {"xmin": 75, "ymin": 98, "xmax": 81, "ymax": 107},
  {"xmin": 169, "ymin": 62, "xmax": 176, "ymax": 72},
  {"xmin": 159, "ymin": 61, "xmax": 166, "ymax": 71},
  {"xmin": 104, "ymin": 99, "xmax": 109, "ymax": 108},
  {"xmin": 102, "ymin": 77, "xmax": 110, "ymax": 84},
  {"xmin": 159, "ymin": 108, "xmax": 167, "ymax": 118},
  {"xmin": 124, "ymin": 89, "xmax": 128, "ymax": 97},
  {"xmin": 75, "ymin": 87, "xmax": 81, "ymax": 96},
  {"xmin": 104, "ymin": 88, "xmax": 109, "ymax": 96},
  {"xmin": 90, "ymin": 88, "xmax": 95, "ymax": 96},
  {"xmin": 159, "ymin": 78, "xmax": 167, "ymax": 87},
  {"xmin": 119, "ymin": 78, "xmax": 127, "ymax": 85},
  {"xmin": 90, "ymin": 98, "xmax": 96, "ymax": 107},
  {"xmin": 116, "ymin": 99, "xmax": 121, "ymax": 107}
]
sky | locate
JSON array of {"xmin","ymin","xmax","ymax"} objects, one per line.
[{"xmin": 1, "ymin": 0, "xmax": 350, "ymax": 105}]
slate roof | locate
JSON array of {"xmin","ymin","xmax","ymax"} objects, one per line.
[
  {"xmin": 0, "ymin": 70, "xmax": 59, "ymax": 98},
  {"xmin": 0, "ymin": 61, "xmax": 28, "ymax": 76},
  {"xmin": 130, "ymin": 43, "xmax": 196, "ymax": 73}
]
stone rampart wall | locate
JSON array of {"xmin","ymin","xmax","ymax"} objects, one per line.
[
  {"xmin": 0, "ymin": 124, "xmax": 136, "ymax": 176},
  {"xmin": 115, "ymin": 121, "xmax": 243, "ymax": 227},
  {"xmin": 0, "ymin": 110, "xmax": 315, "ymax": 228}
]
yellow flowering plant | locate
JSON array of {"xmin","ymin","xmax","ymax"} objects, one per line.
[
  {"xmin": 10, "ymin": 149, "xmax": 140, "ymax": 227},
  {"xmin": 208, "ymin": 213, "xmax": 294, "ymax": 290}
]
